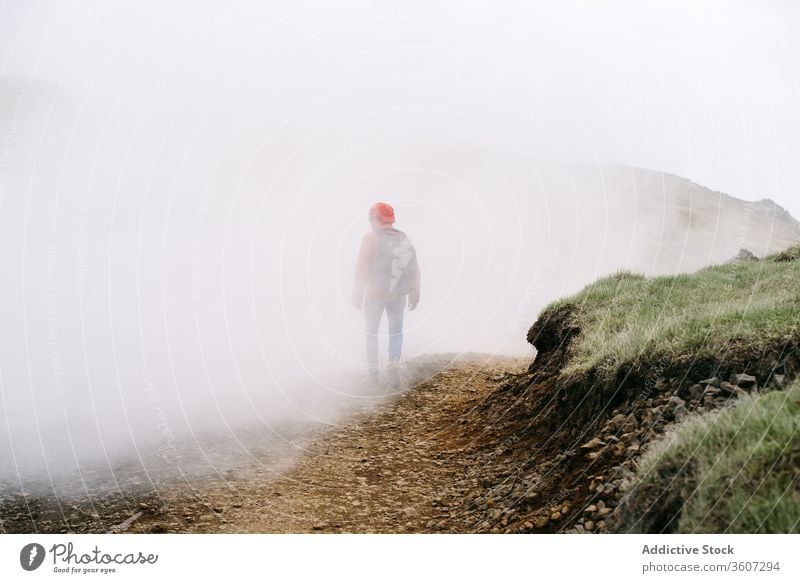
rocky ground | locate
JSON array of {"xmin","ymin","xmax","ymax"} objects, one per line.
[
  {"xmin": 1, "ymin": 354, "xmax": 529, "ymax": 534},
  {"xmin": 2, "ymin": 347, "xmax": 791, "ymax": 534},
  {"xmin": 125, "ymin": 353, "xmax": 530, "ymax": 533}
]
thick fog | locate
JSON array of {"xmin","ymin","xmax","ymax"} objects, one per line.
[{"xmin": 1, "ymin": 1, "xmax": 799, "ymax": 489}]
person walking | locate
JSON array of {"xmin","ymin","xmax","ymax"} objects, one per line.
[{"xmin": 352, "ymin": 202, "xmax": 420, "ymax": 388}]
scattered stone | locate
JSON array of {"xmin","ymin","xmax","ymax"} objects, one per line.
[
  {"xmin": 403, "ymin": 507, "xmax": 419, "ymax": 518},
  {"xmin": 673, "ymin": 404, "xmax": 689, "ymax": 422},
  {"xmin": 608, "ymin": 414, "xmax": 627, "ymax": 431},
  {"xmin": 668, "ymin": 395, "xmax": 685, "ymax": 408},
  {"xmin": 773, "ymin": 245, "xmax": 800, "ymax": 262},
  {"xmin": 687, "ymin": 384, "xmax": 704, "ymax": 400},
  {"xmin": 523, "ymin": 490, "xmax": 539, "ymax": 501},
  {"xmin": 726, "ymin": 248, "xmax": 758, "ymax": 263},
  {"xmin": 732, "ymin": 373, "xmax": 757, "ymax": 390},
  {"xmin": 584, "ymin": 520, "xmax": 594, "ymax": 531},
  {"xmin": 581, "ymin": 437, "xmax": 606, "ymax": 449},
  {"xmin": 716, "ymin": 382, "xmax": 748, "ymax": 400},
  {"xmin": 534, "ymin": 516, "xmax": 550, "ymax": 529}
]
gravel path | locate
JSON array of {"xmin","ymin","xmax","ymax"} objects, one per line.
[{"xmin": 126, "ymin": 353, "xmax": 529, "ymax": 533}]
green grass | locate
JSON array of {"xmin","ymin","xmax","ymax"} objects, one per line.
[
  {"xmin": 542, "ymin": 245, "xmax": 800, "ymax": 377},
  {"xmin": 617, "ymin": 380, "xmax": 800, "ymax": 533}
]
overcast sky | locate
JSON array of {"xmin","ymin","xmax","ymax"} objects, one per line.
[{"xmin": 2, "ymin": 0, "xmax": 799, "ymax": 216}]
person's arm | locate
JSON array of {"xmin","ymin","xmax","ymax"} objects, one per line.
[
  {"xmin": 352, "ymin": 232, "xmax": 375, "ymax": 308},
  {"xmin": 408, "ymin": 254, "xmax": 421, "ymax": 310}
]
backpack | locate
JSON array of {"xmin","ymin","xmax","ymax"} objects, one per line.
[{"xmin": 373, "ymin": 228, "xmax": 418, "ymax": 295}]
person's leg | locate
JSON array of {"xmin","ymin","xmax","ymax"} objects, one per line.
[
  {"xmin": 386, "ymin": 296, "xmax": 406, "ymax": 363},
  {"xmin": 385, "ymin": 297, "xmax": 406, "ymax": 389},
  {"xmin": 363, "ymin": 300, "xmax": 384, "ymax": 379}
]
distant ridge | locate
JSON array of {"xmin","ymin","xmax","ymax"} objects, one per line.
[{"xmin": 607, "ymin": 164, "xmax": 799, "ymax": 273}]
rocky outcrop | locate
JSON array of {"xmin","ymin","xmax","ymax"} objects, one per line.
[
  {"xmin": 526, "ymin": 303, "xmax": 581, "ymax": 375},
  {"xmin": 726, "ymin": 248, "xmax": 759, "ymax": 263}
]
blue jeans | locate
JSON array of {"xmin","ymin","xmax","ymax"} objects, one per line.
[{"xmin": 364, "ymin": 297, "xmax": 406, "ymax": 371}]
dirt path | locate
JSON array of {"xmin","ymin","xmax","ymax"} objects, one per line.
[{"xmin": 131, "ymin": 354, "xmax": 529, "ymax": 534}]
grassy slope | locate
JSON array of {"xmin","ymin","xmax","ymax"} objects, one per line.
[
  {"xmin": 545, "ymin": 245, "xmax": 800, "ymax": 378},
  {"xmin": 536, "ymin": 244, "xmax": 800, "ymax": 533},
  {"xmin": 618, "ymin": 380, "xmax": 800, "ymax": 533}
]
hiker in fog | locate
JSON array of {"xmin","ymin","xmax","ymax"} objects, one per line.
[{"xmin": 353, "ymin": 202, "xmax": 421, "ymax": 388}]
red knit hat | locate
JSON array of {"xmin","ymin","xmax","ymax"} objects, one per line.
[{"xmin": 369, "ymin": 202, "xmax": 395, "ymax": 225}]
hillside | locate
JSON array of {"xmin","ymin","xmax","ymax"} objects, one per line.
[
  {"xmin": 472, "ymin": 242, "xmax": 800, "ymax": 532},
  {"xmin": 552, "ymin": 164, "xmax": 800, "ymax": 276},
  {"xmin": 617, "ymin": 165, "xmax": 799, "ymax": 273},
  {"xmin": 2, "ymin": 245, "xmax": 798, "ymax": 534}
]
